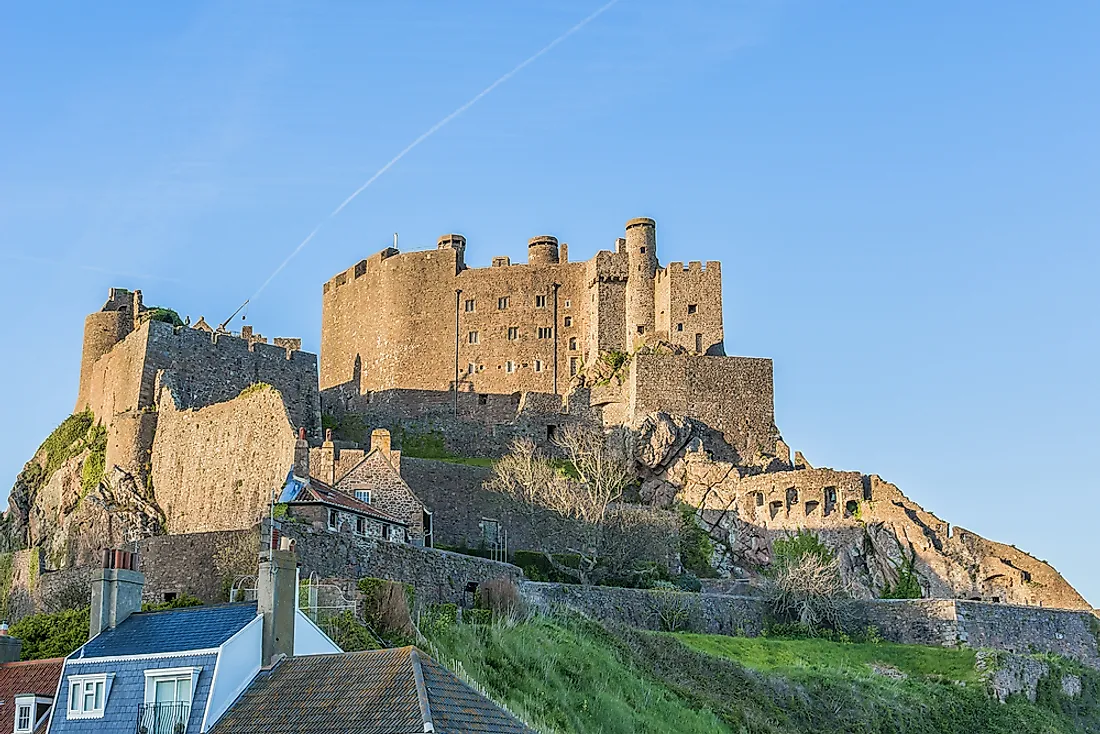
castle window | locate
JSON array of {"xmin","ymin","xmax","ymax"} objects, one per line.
[
  {"xmin": 535, "ymin": 295, "xmax": 547, "ymax": 308},
  {"xmin": 355, "ymin": 490, "xmax": 371, "ymax": 504},
  {"xmin": 569, "ymin": 357, "xmax": 579, "ymax": 376},
  {"xmin": 637, "ymin": 325, "xmax": 645, "ymax": 335},
  {"xmin": 695, "ymin": 333, "xmax": 703, "ymax": 352},
  {"xmin": 546, "ymin": 425, "xmax": 557, "ymax": 440},
  {"xmin": 468, "ymin": 331, "xmax": 479, "ymax": 345},
  {"xmin": 639, "ymin": 247, "xmax": 646, "ymax": 254},
  {"xmin": 569, "ymin": 337, "xmax": 578, "ymax": 351},
  {"xmin": 564, "ymin": 299, "xmax": 571, "ymax": 308},
  {"xmin": 537, "ymin": 327, "xmax": 552, "ymax": 339},
  {"xmin": 677, "ymin": 323, "xmax": 683, "ymax": 332},
  {"xmin": 563, "ymin": 316, "xmax": 573, "ymax": 327},
  {"xmin": 467, "ymin": 362, "xmax": 475, "ymax": 374},
  {"xmin": 505, "ymin": 361, "xmax": 515, "ymax": 373},
  {"xmin": 478, "ymin": 394, "xmax": 488, "ymax": 405},
  {"xmin": 507, "ymin": 327, "xmax": 519, "ymax": 340},
  {"xmin": 498, "ymin": 297, "xmax": 509, "ymax": 310},
  {"xmin": 465, "ymin": 299, "xmax": 475, "ymax": 312},
  {"xmin": 687, "ymin": 304, "xmax": 697, "ymax": 314},
  {"xmin": 754, "ymin": 492, "xmax": 764, "ymax": 507},
  {"xmin": 534, "ymin": 360, "xmax": 543, "ymax": 372}
]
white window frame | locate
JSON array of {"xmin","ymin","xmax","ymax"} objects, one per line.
[
  {"xmin": 354, "ymin": 489, "xmax": 371, "ymax": 504},
  {"xmin": 505, "ymin": 361, "xmax": 515, "ymax": 374},
  {"xmin": 467, "ymin": 331, "xmax": 479, "ymax": 345},
  {"xmin": 497, "ymin": 296, "xmax": 509, "ymax": 310},
  {"xmin": 66, "ymin": 673, "xmax": 114, "ymax": 720},
  {"xmin": 533, "ymin": 360, "xmax": 543, "ymax": 373},
  {"xmin": 535, "ymin": 295, "xmax": 547, "ymax": 308},
  {"xmin": 327, "ymin": 508, "xmax": 339, "ymax": 531},
  {"xmin": 143, "ymin": 666, "xmax": 202, "ymax": 705},
  {"xmin": 506, "ymin": 326, "xmax": 519, "ymax": 341}
]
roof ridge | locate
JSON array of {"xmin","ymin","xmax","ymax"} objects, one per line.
[
  {"xmin": 409, "ymin": 648, "xmax": 435, "ymax": 732},
  {"xmin": 0, "ymin": 657, "xmax": 64, "ymax": 668}
]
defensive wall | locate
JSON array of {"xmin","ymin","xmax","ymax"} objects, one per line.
[
  {"xmin": 521, "ymin": 583, "xmax": 1100, "ymax": 669},
  {"xmin": 78, "ymin": 311, "xmax": 320, "ymax": 441}
]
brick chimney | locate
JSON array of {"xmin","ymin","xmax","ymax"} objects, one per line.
[
  {"xmin": 293, "ymin": 427, "xmax": 310, "ymax": 478},
  {"xmin": 90, "ymin": 549, "xmax": 144, "ymax": 640},
  {"xmin": 0, "ymin": 622, "xmax": 22, "ymax": 662},
  {"xmin": 258, "ymin": 536, "xmax": 297, "ymax": 666},
  {"xmin": 320, "ymin": 428, "xmax": 336, "ymax": 485}
]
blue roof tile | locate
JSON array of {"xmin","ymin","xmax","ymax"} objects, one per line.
[{"xmin": 79, "ymin": 603, "xmax": 257, "ymax": 658}]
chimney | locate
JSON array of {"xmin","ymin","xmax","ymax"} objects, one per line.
[
  {"xmin": 321, "ymin": 429, "xmax": 335, "ymax": 485},
  {"xmin": 0, "ymin": 622, "xmax": 21, "ymax": 662},
  {"xmin": 293, "ymin": 427, "xmax": 310, "ymax": 478},
  {"xmin": 89, "ymin": 549, "xmax": 144, "ymax": 640},
  {"xmin": 258, "ymin": 536, "xmax": 297, "ymax": 666},
  {"xmin": 371, "ymin": 428, "xmax": 399, "ymax": 471}
]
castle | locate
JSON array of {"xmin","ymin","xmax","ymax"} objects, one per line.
[
  {"xmin": 11, "ymin": 216, "xmax": 1084, "ymax": 616},
  {"xmin": 320, "ymin": 218, "xmax": 778, "ymax": 462}
]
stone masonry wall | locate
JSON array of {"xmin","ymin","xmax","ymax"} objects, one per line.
[
  {"xmin": 150, "ymin": 385, "xmax": 296, "ymax": 534},
  {"xmin": 631, "ymin": 354, "xmax": 777, "ymax": 461}
]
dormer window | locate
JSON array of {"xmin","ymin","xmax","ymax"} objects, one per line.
[
  {"xmin": 140, "ymin": 667, "xmax": 200, "ymax": 733},
  {"xmin": 67, "ymin": 673, "xmax": 114, "ymax": 720},
  {"xmin": 13, "ymin": 694, "xmax": 50, "ymax": 733},
  {"xmin": 355, "ymin": 490, "xmax": 371, "ymax": 504}
]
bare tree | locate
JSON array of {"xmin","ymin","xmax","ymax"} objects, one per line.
[
  {"xmin": 486, "ymin": 423, "xmax": 636, "ymax": 584},
  {"xmin": 762, "ymin": 551, "xmax": 850, "ymax": 631}
]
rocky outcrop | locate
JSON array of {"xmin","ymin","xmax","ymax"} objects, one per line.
[{"xmin": 631, "ymin": 411, "xmax": 1091, "ymax": 610}]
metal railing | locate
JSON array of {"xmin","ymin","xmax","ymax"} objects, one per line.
[{"xmin": 136, "ymin": 701, "xmax": 191, "ymax": 734}]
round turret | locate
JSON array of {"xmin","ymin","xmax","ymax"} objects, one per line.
[
  {"xmin": 527, "ymin": 235, "xmax": 560, "ymax": 266},
  {"xmin": 76, "ymin": 310, "xmax": 133, "ymax": 412},
  {"xmin": 624, "ymin": 218, "xmax": 658, "ymax": 345}
]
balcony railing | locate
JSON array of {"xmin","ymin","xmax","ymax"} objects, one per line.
[{"xmin": 136, "ymin": 701, "xmax": 191, "ymax": 734}]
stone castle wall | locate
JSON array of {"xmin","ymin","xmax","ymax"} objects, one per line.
[
  {"xmin": 78, "ymin": 318, "xmax": 320, "ymax": 439},
  {"xmin": 630, "ymin": 354, "xmax": 777, "ymax": 460},
  {"xmin": 150, "ymin": 384, "xmax": 296, "ymax": 534},
  {"xmin": 655, "ymin": 260, "xmax": 724, "ymax": 355}
]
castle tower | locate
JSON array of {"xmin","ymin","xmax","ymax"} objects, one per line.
[
  {"xmin": 624, "ymin": 217, "xmax": 658, "ymax": 345},
  {"xmin": 437, "ymin": 233, "xmax": 466, "ymax": 273},
  {"xmin": 76, "ymin": 289, "xmax": 139, "ymax": 413},
  {"xmin": 527, "ymin": 235, "xmax": 560, "ymax": 266}
]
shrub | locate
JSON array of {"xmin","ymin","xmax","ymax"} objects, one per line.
[
  {"xmin": 770, "ymin": 530, "xmax": 835, "ymax": 572},
  {"xmin": 142, "ymin": 307, "xmax": 184, "ymax": 327},
  {"xmin": 141, "ymin": 594, "xmax": 202, "ymax": 613},
  {"xmin": 420, "ymin": 603, "xmax": 459, "ymax": 637},
  {"xmin": 464, "ymin": 608, "xmax": 493, "ymax": 625},
  {"xmin": 678, "ymin": 506, "xmax": 718, "ymax": 579},
  {"xmin": 654, "ymin": 590, "xmax": 695, "ymax": 633},
  {"xmin": 881, "ymin": 545, "xmax": 923, "ymax": 599},
  {"xmin": 325, "ymin": 610, "xmax": 379, "ymax": 652},
  {"xmin": 476, "ymin": 578, "xmax": 524, "ymax": 620},
  {"xmin": 9, "ymin": 607, "xmax": 90, "ymax": 660},
  {"xmin": 764, "ymin": 531, "xmax": 849, "ymax": 633},
  {"xmin": 358, "ymin": 577, "xmax": 415, "ymax": 642}
]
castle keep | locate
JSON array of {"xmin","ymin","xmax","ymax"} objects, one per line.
[{"xmin": 321, "ymin": 219, "xmax": 777, "ymax": 460}]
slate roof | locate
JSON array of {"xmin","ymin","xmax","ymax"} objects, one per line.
[
  {"xmin": 0, "ymin": 658, "xmax": 63, "ymax": 734},
  {"xmin": 279, "ymin": 472, "xmax": 408, "ymax": 525},
  {"xmin": 210, "ymin": 647, "xmax": 535, "ymax": 734},
  {"xmin": 78, "ymin": 602, "xmax": 257, "ymax": 658}
]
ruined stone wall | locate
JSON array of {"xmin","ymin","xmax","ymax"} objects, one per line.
[
  {"xmin": 150, "ymin": 385, "xmax": 296, "ymax": 534},
  {"xmin": 655, "ymin": 261, "xmax": 724, "ymax": 354},
  {"xmin": 631, "ymin": 354, "xmax": 776, "ymax": 460},
  {"xmin": 586, "ymin": 253, "xmax": 628, "ymax": 356},
  {"xmin": 955, "ymin": 600, "xmax": 1100, "ymax": 666},
  {"xmin": 78, "ymin": 324, "xmax": 151, "ymax": 424}
]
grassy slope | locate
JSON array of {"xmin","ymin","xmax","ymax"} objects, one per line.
[
  {"xmin": 427, "ymin": 615, "xmax": 1100, "ymax": 734},
  {"xmin": 427, "ymin": 617, "xmax": 730, "ymax": 733}
]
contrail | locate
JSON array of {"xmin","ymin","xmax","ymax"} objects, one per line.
[
  {"xmin": 0, "ymin": 253, "xmax": 182, "ymax": 283},
  {"xmin": 251, "ymin": 0, "xmax": 622, "ymax": 301}
]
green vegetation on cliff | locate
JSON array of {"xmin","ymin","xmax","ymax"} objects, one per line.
[{"xmin": 425, "ymin": 613, "xmax": 1100, "ymax": 734}]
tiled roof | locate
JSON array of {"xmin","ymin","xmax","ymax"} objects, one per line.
[
  {"xmin": 0, "ymin": 658, "xmax": 63, "ymax": 733},
  {"xmin": 279, "ymin": 472, "xmax": 407, "ymax": 525},
  {"xmin": 79, "ymin": 603, "xmax": 257, "ymax": 658},
  {"xmin": 210, "ymin": 647, "xmax": 535, "ymax": 734}
]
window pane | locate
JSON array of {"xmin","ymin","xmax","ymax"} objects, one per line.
[
  {"xmin": 94, "ymin": 681, "xmax": 104, "ymax": 708},
  {"xmin": 177, "ymin": 677, "xmax": 192, "ymax": 702},
  {"xmin": 156, "ymin": 678, "xmax": 177, "ymax": 702},
  {"xmin": 70, "ymin": 684, "xmax": 79, "ymax": 710},
  {"xmin": 83, "ymin": 691, "xmax": 94, "ymax": 710}
]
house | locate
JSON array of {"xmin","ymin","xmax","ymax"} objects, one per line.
[
  {"xmin": 0, "ymin": 633, "xmax": 62, "ymax": 734},
  {"xmin": 297, "ymin": 428, "xmax": 432, "ymax": 545},
  {"xmin": 47, "ymin": 545, "xmax": 339, "ymax": 734},
  {"xmin": 209, "ymin": 646, "xmax": 535, "ymax": 734},
  {"xmin": 277, "ymin": 471, "xmax": 410, "ymax": 544}
]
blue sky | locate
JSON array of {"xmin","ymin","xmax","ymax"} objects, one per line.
[{"xmin": 1, "ymin": 1, "xmax": 1096, "ymax": 603}]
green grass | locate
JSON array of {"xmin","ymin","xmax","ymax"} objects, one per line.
[
  {"xmin": 426, "ymin": 616, "xmax": 730, "ymax": 734},
  {"xmin": 675, "ymin": 632, "xmax": 980, "ymax": 684},
  {"xmin": 425, "ymin": 613, "xmax": 1100, "ymax": 734}
]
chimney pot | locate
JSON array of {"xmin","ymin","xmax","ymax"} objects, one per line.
[
  {"xmin": 298, "ymin": 426, "xmax": 307, "ymax": 440},
  {"xmin": 325, "ymin": 428, "xmax": 333, "ymax": 442}
]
